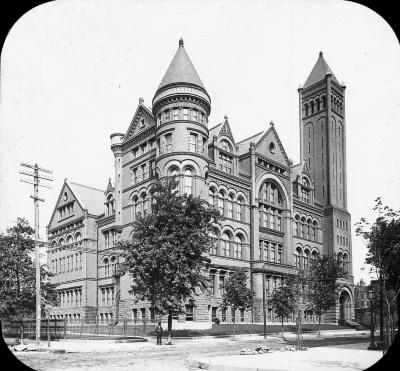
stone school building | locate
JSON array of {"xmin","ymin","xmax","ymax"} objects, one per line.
[{"xmin": 46, "ymin": 40, "xmax": 354, "ymax": 327}]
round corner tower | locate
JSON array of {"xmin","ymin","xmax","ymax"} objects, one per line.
[{"xmin": 152, "ymin": 39, "xmax": 211, "ymax": 198}]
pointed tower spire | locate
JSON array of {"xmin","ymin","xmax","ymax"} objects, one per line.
[
  {"xmin": 155, "ymin": 39, "xmax": 207, "ymax": 92},
  {"xmin": 303, "ymin": 51, "xmax": 339, "ymax": 88}
]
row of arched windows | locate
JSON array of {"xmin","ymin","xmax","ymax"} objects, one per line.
[
  {"xmin": 53, "ymin": 231, "xmax": 82, "ymax": 247},
  {"xmin": 294, "ymin": 246, "xmax": 319, "ymax": 270},
  {"xmin": 209, "ymin": 187, "xmax": 246, "ymax": 222},
  {"xmin": 101, "ymin": 256, "xmax": 117, "ymax": 277},
  {"xmin": 304, "ymin": 95, "xmax": 326, "ymax": 116},
  {"xmin": 210, "ymin": 229, "xmax": 247, "ymax": 259},
  {"xmin": 168, "ymin": 166, "xmax": 195, "ymax": 195},
  {"xmin": 156, "ymin": 106, "xmax": 207, "ymax": 126},
  {"xmin": 294, "ymin": 214, "xmax": 319, "ymax": 242}
]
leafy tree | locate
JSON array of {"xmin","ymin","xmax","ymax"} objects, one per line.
[
  {"xmin": 220, "ymin": 270, "xmax": 254, "ymax": 340},
  {"xmin": 269, "ymin": 276, "xmax": 297, "ymax": 337},
  {"xmin": 305, "ymin": 255, "xmax": 343, "ymax": 335},
  {"xmin": 118, "ymin": 178, "xmax": 221, "ymax": 343},
  {"xmin": 0, "ymin": 218, "xmax": 57, "ymax": 320},
  {"xmin": 355, "ymin": 197, "xmax": 400, "ymax": 350}
]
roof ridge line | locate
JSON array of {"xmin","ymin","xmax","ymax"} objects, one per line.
[
  {"xmin": 69, "ymin": 181, "xmax": 104, "ymax": 193},
  {"xmin": 237, "ymin": 131, "xmax": 264, "ymax": 144}
]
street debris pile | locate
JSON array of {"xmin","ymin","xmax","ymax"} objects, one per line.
[
  {"xmin": 6, "ymin": 338, "xmax": 45, "ymax": 352},
  {"xmin": 239, "ymin": 346, "xmax": 269, "ymax": 355},
  {"xmin": 279, "ymin": 345, "xmax": 309, "ymax": 352},
  {"xmin": 239, "ymin": 345, "xmax": 310, "ymax": 354}
]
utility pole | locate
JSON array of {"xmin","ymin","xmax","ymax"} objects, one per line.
[{"xmin": 20, "ymin": 163, "xmax": 53, "ymax": 346}]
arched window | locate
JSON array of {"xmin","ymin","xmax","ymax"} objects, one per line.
[
  {"xmin": 140, "ymin": 192, "xmax": 147, "ymax": 215},
  {"xmin": 209, "ymin": 187, "xmax": 217, "ymax": 208},
  {"xmin": 303, "ymin": 249, "xmax": 310, "ymax": 270},
  {"xmin": 337, "ymin": 252, "xmax": 344, "ymax": 273},
  {"xmin": 218, "ymin": 191, "xmax": 225, "ymax": 215},
  {"xmin": 110, "ymin": 256, "xmax": 116, "ymax": 276},
  {"xmin": 343, "ymin": 253, "xmax": 349, "ymax": 275},
  {"xmin": 300, "ymin": 217, "xmax": 306, "ymax": 238},
  {"xmin": 220, "ymin": 140, "xmax": 233, "ymax": 152},
  {"xmin": 234, "ymin": 235, "xmax": 243, "ymax": 259},
  {"xmin": 227, "ymin": 194, "xmax": 234, "ymax": 218},
  {"xmin": 74, "ymin": 232, "xmax": 82, "ymax": 242},
  {"xmin": 66, "ymin": 235, "xmax": 73, "ymax": 245},
  {"xmin": 294, "ymin": 247, "xmax": 302, "ymax": 269},
  {"xmin": 59, "ymin": 238, "xmax": 65, "ymax": 246},
  {"xmin": 210, "ymin": 229, "xmax": 219, "ymax": 255},
  {"xmin": 132, "ymin": 195, "xmax": 139, "ymax": 220},
  {"xmin": 305, "ymin": 103, "xmax": 309, "ymax": 116},
  {"xmin": 222, "ymin": 233, "xmax": 230, "ymax": 257},
  {"xmin": 103, "ymin": 258, "xmax": 109, "ymax": 277},
  {"xmin": 184, "ymin": 168, "xmax": 193, "ymax": 195},
  {"xmin": 311, "ymin": 250, "xmax": 319, "ymax": 265},
  {"xmin": 322, "ymin": 96, "xmax": 326, "ymax": 108},
  {"xmin": 316, "ymin": 98, "xmax": 320, "ymax": 111},
  {"xmin": 236, "ymin": 197, "xmax": 244, "ymax": 221}
]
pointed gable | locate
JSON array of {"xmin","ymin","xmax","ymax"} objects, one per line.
[
  {"xmin": 304, "ymin": 51, "xmax": 339, "ymax": 88},
  {"xmin": 255, "ymin": 122, "xmax": 290, "ymax": 166},
  {"xmin": 291, "ymin": 160, "xmax": 313, "ymax": 185},
  {"xmin": 123, "ymin": 101, "xmax": 155, "ymax": 143},
  {"xmin": 48, "ymin": 181, "xmax": 86, "ymax": 230},
  {"xmin": 105, "ymin": 178, "xmax": 114, "ymax": 195}
]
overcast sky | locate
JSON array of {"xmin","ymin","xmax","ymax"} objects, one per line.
[{"xmin": 1, "ymin": 0, "xmax": 399, "ymax": 284}]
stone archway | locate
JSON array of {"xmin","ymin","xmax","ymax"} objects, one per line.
[{"xmin": 339, "ymin": 290, "xmax": 352, "ymax": 321}]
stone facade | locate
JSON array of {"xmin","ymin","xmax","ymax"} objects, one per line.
[{"xmin": 47, "ymin": 40, "xmax": 354, "ymax": 327}]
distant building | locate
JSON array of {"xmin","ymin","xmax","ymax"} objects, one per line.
[{"xmin": 47, "ymin": 40, "xmax": 354, "ymax": 326}]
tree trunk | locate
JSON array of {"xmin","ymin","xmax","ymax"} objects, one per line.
[
  {"xmin": 232, "ymin": 317, "xmax": 236, "ymax": 341},
  {"xmin": 397, "ymin": 293, "xmax": 400, "ymax": 331},
  {"xmin": 167, "ymin": 312, "xmax": 172, "ymax": 344},
  {"xmin": 318, "ymin": 315, "xmax": 321, "ymax": 336},
  {"xmin": 281, "ymin": 317, "xmax": 284, "ymax": 337}
]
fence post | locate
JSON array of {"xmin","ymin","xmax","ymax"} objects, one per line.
[
  {"xmin": 20, "ymin": 320, "xmax": 24, "ymax": 342},
  {"xmin": 63, "ymin": 319, "xmax": 67, "ymax": 340},
  {"xmin": 47, "ymin": 319, "xmax": 51, "ymax": 347},
  {"xmin": 80, "ymin": 319, "xmax": 84, "ymax": 337},
  {"xmin": 123, "ymin": 318, "xmax": 127, "ymax": 337},
  {"xmin": 143, "ymin": 318, "xmax": 147, "ymax": 338}
]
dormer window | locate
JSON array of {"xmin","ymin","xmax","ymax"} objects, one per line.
[
  {"xmin": 105, "ymin": 194, "xmax": 115, "ymax": 216},
  {"xmin": 220, "ymin": 139, "xmax": 233, "ymax": 152}
]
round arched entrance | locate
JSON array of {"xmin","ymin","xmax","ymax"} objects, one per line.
[{"xmin": 339, "ymin": 289, "xmax": 352, "ymax": 321}]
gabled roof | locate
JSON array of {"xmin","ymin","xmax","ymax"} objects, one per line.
[
  {"xmin": 253, "ymin": 123, "xmax": 291, "ymax": 166},
  {"xmin": 123, "ymin": 101, "xmax": 155, "ymax": 143},
  {"xmin": 303, "ymin": 52, "xmax": 339, "ymax": 89},
  {"xmin": 209, "ymin": 123, "xmax": 223, "ymax": 139},
  {"xmin": 291, "ymin": 160, "xmax": 313, "ymax": 184},
  {"xmin": 68, "ymin": 181, "xmax": 105, "ymax": 216},
  {"xmin": 156, "ymin": 39, "xmax": 206, "ymax": 91},
  {"xmin": 237, "ymin": 131, "xmax": 264, "ymax": 155},
  {"xmin": 209, "ymin": 116, "xmax": 236, "ymax": 145}
]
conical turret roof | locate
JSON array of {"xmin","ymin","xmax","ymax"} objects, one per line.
[
  {"xmin": 303, "ymin": 52, "xmax": 339, "ymax": 88},
  {"xmin": 157, "ymin": 39, "xmax": 206, "ymax": 91}
]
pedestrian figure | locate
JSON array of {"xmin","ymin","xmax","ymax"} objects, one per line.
[{"xmin": 155, "ymin": 321, "xmax": 163, "ymax": 345}]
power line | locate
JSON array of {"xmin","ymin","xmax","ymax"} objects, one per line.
[{"xmin": 20, "ymin": 162, "xmax": 53, "ymax": 347}]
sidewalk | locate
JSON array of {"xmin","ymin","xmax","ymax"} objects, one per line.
[
  {"xmin": 194, "ymin": 344, "xmax": 383, "ymax": 371},
  {"xmin": 4, "ymin": 328, "xmax": 370, "ymax": 353}
]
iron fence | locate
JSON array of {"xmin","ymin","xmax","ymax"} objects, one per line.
[{"xmin": 1, "ymin": 318, "xmax": 159, "ymax": 340}]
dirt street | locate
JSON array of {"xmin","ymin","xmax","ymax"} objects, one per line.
[{"xmin": 11, "ymin": 337, "xmax": 285, "ymax": 371}]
